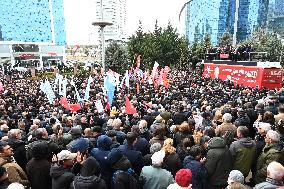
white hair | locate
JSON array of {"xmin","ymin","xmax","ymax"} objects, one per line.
[
  {"xmin": 222, "ymin": 113, "xmax": 232, "ymax": 123},
  {"xmin": 258, "ymin": 122, "xmax": 271, "ymax": 133},
  {"xmin": 8, "ymin": 129, "xmax": 21, "ymax": 139},
  {"xmin": 112, "ymin": 118, "xmax": 122, "ymax": 129},
  {"xmin": 151, "ymin": 150, "xmax": 165, "ymax": 166},
  {"xmin": 7, "ymin": 183, "xmax": 25, "ymax": 189},
  {"xmin": 266, "ymin": 130, "xmax": 280, "ymax": 142},
  {"xmin": 267, "ymin": 161, "xmax": 284, "ymax": 180},
  {"xmin": 107, "ymin": 119, "xmax": 114, "ymax": 127},
  {"xmin": 33, "ymin": 119, "xmax": 41, "ymax": 125},
  {"xmin": 0, "ymin": 124, "xmax": 8, "ymax": 131},
  {"xmin": 139, "ymin": 120, "xmax": 148, "ymax": 128}
]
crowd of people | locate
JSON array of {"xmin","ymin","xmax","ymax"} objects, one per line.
[
  {"xmin": 206, "ymin": 44, "xmax": 253, "ymax": 61},
  {"xmin": 0, "ymin": 68, "xmax": 284, "ymax": 189}
]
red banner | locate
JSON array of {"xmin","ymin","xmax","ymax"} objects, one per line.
[
  {"xmin": 60, "ymin": 97, "xmax": 81, "ymax": 112},
  {"xmin": 203, "ymin": 63, "xmax": 282, "ymax": 89},
  {"xmin": 20, "ymin": 54, "xmax": 35, "ymax": 58},
  {"xmin": 220, "ymin": 54, "xmax": 229, "ymax": 59},
  {"xmin": 48, "ymin": 52, "xmax": 57, "ymax": 57}
]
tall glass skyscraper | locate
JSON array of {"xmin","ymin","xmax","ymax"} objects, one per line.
[
  {"xmin": 268, "ymin": 0, "xmax": 284, "ymax": 38},
  {"xmin": 0, "ymin": 0, "xmax": 66, "ymax": 45},
  {"xmin": 185, "ymin": 0, "xmax": 283, "ymax": 44},
  {"xmin": 185, "ymin": 0, "xmax": 227, "ymax": 44}
]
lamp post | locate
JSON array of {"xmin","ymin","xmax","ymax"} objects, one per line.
[
  {"xmin": 179, "ymin": 0, "xmax": 194, "ymax": 22},
  {"xmin": 92, "ymin": 0, "xmax": 112, "ymax": 72},
  {"xmin": 92, "ymin": 21, "xmax": 112, "ymax": 72}
]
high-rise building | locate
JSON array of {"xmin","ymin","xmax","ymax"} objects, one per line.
[
  {"xmin": 185, "ymin": 0, "xmax": 236, "ymax": 44},
  {"xmin": 0, "ymin": 0, "xmax": 67, "ymax": 67},
  {"xmin": 268, "ymin": 0, "xmax": 284, "ymax": 38},
  {"xmin": 0, "ymin": 0, "xmax": 66, "ymax": 45},
  {"xmin": 184, "ymin": 0, "xmax": 283, "ymax": 44},
  {"xmin": 0, "ymin": 26, "xmax": 3, "ymax": 41},
  {"xmin": 94, "ymin": 0, "xmax": 127, "ymax": 42}
]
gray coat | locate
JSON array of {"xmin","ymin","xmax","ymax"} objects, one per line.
[{"xmin": 253, "ymin": 177, "xmax": 284, "ymax": 189}]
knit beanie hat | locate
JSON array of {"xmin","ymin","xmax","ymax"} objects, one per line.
[
  {"xmin": 151, "ymin": 150, "xmax": 165, "ymax": 166},
  {"xmin": 175, "ymin": 169, "xmax": 192, "ymax": 187},
  {"xmin": 228, "ymin": 170, "xmax": 244, "ymax": 184}
]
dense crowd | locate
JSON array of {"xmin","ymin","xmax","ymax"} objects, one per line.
[{"xmin": 0, "ymin": 68, "xmax": 284, "ymax": 189}]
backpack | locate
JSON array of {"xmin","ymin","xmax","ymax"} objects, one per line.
[{"xmin": 112, "ymin": 169, "xmax": 139, "ymax": 189}]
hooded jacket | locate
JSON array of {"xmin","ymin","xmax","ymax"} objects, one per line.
[
  {"xmin": 256, "ymin": 143, "xmax": 284, "ymax": 184},
  {"xmin": 183, "ymin": 155, "xmax": 208, "ymax": 189},
  {"xmin": 70, "ymin": 157, "xmax": 107, "ymax": 189},
  {"xmin": 205, "ymin": 137, "xmax": 232, "ymax": 188},
  {"xmin": 229, "ymin": 137, "xmax": 256, "ymax": 177},
  {"xmin": 90, "ymin": 135, "xmax": 112, "ymax": 187},
  {"xmin": 50, "ymin": 164, "xmax": 75, "ymax": 189},
  {"xmin": 67, "ymin": 137, "xmax": 92, "ymax": 153},
  {"xmin": 111, "ymin": 156, "xmax": 139, "ymax": 189},
  {"xmin": 118, "ymin": 144, "xmax": 144, "ymax": 175}
]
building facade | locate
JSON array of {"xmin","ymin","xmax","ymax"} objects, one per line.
[
  {"xmin": 94, "ymin": 0, "xmax": 127, "ymax": 42},
  {"xmin": 268, "ymin": 0, "xmax": 284, "ymax": 38},
  {"xmin": 0, "ymin": 0, "xmax": 66, "ymax": 45},
  {"xmin": 185, "ymin": 0, "xmax": 284, "ymax": 44},
  {"xmin": 0, "ymin": 0, "xmax": 66, "ymax": 67}
]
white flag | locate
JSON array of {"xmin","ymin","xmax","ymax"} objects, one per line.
[
  {"xmin": 84, "ymin": 76, "xmax": 93, "ymax": 101},
  {"xmin": 71, "ymin": 79, "xmax": 81, "ymax": 102},
  {"xmin": 125, "ymin": 70, "xmax": 129, "ymax": 88},
  {"xmin": 95, "ymin": 100, "xmax": 104, "ymax": 113}
]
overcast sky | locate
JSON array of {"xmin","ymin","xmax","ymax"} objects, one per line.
[
  {"xmin": 126, "ymin": 0, "xmax": 187, "ymax": 35},
  {"xmin": 64, "ymin": 0, "xmax": 187, "ymax": 44}
]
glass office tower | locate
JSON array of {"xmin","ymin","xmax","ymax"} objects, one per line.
[
  {"xmin": 0, "ymin": 0, "xmax": 66, "ymax": 45},
  {"xmin": 185, "ymin": 0, "xmax": 283, "ymax": 44}
]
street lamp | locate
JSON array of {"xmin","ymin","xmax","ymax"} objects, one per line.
[
  {"xmin": 92, "ymin": 0, "xmax": 112, "ymax": 72},
  {"xmin": 179, "ymin": 0, "xmax": 194, "ymax": 22},
  {"xmin": 92, "ymin": 21, "xmax": 112, "ymax": 72}
]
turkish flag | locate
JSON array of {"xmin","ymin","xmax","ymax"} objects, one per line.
[
  {"xmin": 125, "ymin": 97, "xmax": 137, "ymax": 114},
  {"xmin": 60, "ymin": 97, "xmax": 81, "ymax": 112},
  {"xmin": 60, "ymin": 97, "xmax": 70, "ymax": 109},
  {"xmin": 69, "ymin": 104, "xmax": 81, "ymax": 112}
]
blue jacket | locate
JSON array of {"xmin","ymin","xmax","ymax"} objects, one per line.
[
  {"xmin": 119, "ymin": 144, "xmax": 144, "ymax": 174},
  {"xmin": 183, "ymin": 155, "xmax": 208, "ymax": 189},
  {"xmin": 90, "ymin": 135, "xmax": 113, "ymax": 187},
  {"xmin": 67, "ymin": 137, "xmax": 92, "ymax": 153},
  {"xmin": 133, "ymin": 136, "xmax": 150, "ymax": 156}
]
